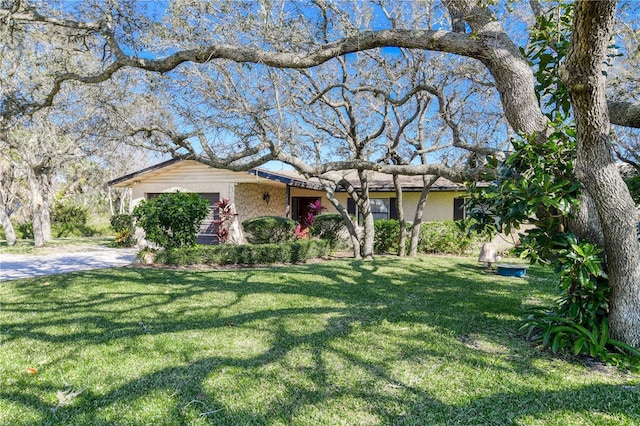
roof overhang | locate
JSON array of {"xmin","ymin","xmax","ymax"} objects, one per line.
[
  {"xmin": 107, "ymin": 158, "xmax": 182, "ymax": 188},
  {"xmin": 107, "ymin": 159, "xmax": 470, "ymax": 193}
]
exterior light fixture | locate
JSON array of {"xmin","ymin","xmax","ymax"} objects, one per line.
[{"xmin": 263, "ymin": 192, "xmax": 271, "ymax": 204}]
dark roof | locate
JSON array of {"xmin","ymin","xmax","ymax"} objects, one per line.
[
  {"xmin": 340, "ymin": 171, "xmax": 462, "ymax": 192},
  {"xmin": 255, "ymin": 169, "xmax": 463, "ymax": 192},
  {"xmin": 247, "ymin": 169, "xmax": 324, "ymax": 190}
]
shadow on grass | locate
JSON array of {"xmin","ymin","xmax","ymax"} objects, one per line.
[{"xmin": 0, "ymin": 256, "xmax": 635, "ymax": 424}]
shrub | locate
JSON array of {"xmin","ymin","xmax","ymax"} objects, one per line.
[
  {"xmin": 418, "ymin": 220, "xmax": 480, "ymax": 255},
  {"xmin": 17, "ymin": 222, "xmax": 34, "ymax": 239},
  {"xmin": 154, "ymin": 239, "xmax": 331, "ymax": 266},
  {"xmin": 374, "ymin": 219, "xmax": 401, "ymax": 253},
  {"xmin": 132, "ymin": 192, "xmax": 210, "ymax": 249},
  {"xmin": 516, "ymin": 235, "xmax": 638, "ymax": 366},
  {"xmin": 311, "ymin": 213, "xmax": 348, "ymax": 249},
  {"xmin": 51, "ymin": 202, "xmax": 96, "ymax": 237},
  {"xmin": 520, "ymin": 311, "xmax": 640, "ymax": 369},
  {"xmin": 242, "ymin": 216, "xmax": 297, "ymax": 244},
  {"xmin": 110, "ymin": 214, "xmax": 135, "ymax": 247}
]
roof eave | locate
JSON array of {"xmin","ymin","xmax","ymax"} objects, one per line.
[{"xmin": 107, "ymin": 158, "xmax": 182, "ymax": 187}]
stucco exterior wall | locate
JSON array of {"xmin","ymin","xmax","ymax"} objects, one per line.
[{"xmin": 330, "ymin": 191, "xmax": 464, "ymax": 222}]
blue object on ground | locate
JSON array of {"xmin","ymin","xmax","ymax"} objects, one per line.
[{"xmin": 496, "ymin": 263, "xmax": 528, "ymax": 277}]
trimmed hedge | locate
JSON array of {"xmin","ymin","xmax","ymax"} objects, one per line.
[
  {"xmin": 311, "ymin": 213, "xmax": 349, "ymax": 249},
  {"xmin": 154, "ymin": 239, "xmax": 331, "ymax": 266},
  {"xmin": 242, "ymin": 216, "xmax": 297, "ymax": 244}
]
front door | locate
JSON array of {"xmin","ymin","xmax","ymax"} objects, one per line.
[{"xmin": 291, "ymin": 197, "xmax": 321, "ymax": 225}]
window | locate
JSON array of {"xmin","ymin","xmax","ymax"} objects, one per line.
[
  {"xmin": 347, "ymin": 197, "xmax": 398, "ymax": 223},
  {"xmin": 370, "ymin": 198, "xmax": 390, "ymax": 220},
  {"xmin": 453, "ymin": 197, "xmax": 466, "ymax": 221}
]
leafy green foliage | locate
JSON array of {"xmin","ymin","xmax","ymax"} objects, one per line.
[
  {"xmin": 310, "ymin": 213, "xmax": 348, "ymax": 249},
  {"xmin": 51, "ymin": 201, "xmax": 96, "ymax": 237},
  {"xmin": 521, "ymin": 310, "xmax": 640, "ymax": 369},
  {"xmin": 242, "ymin": 216, "xmax": 297, "ymax": 244},
  {"xmin": 554, "ymin": 236, "xmax": 609, "ymax": 328},
  {"xmin": 154, "ymin": 239, "xmax": 331, "ymax": 266},
  {"xmin": 465, "ymin": 125, "xmax": 579, "ymax": 252},
  {"xmin": 373, "ymin": 219, "xmax": 401, "ymax": 253},
  {"xmin": 372, "ymin": 219, "xmax": 481, "ymax": 255},
  {"xmin": 132, "ymin": 192, "xmax": 210, "ymax": 249},
  {"xmin": 624, "ymin": 175, "xmax": 640, "ymax": 205},
  {"xmin": 523, "ymin": 2, "xmax": 573, "ymax": 117},
  {"xmin": 17, "ymin": 222, "xmax": 34, "ymax": 239},
  {"xmin": 466, "ymin": 135, "xmax": 620, "ymax": 361},
  {"xmin": 110, "ymin": 213, "xmax": 135, "ymax": 247},
  {"xmin": 467, "ymin": 2, "xmax": 631, "ymax": 364},
  {"xmin": 418, "ymin": 220, "xmax": 482, "ymax": 255}
]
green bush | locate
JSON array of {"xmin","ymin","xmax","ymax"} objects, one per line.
[
  {"xmin": 110, "ymin": 214, "xmax": 135, "ymax": 247},
  {"xmin": 372, "ymin": 219, "xmax": 480, "ymax": 255},
  {"xmin": 418, "ymin": 220, "xmax": 481, "ymax": 255},
  {"xmin": 132, "ymin": 192, "xmax": 210, "ymax": 249},
  {"xmin": 154, "ymin": 239, "xmax": 331, "ymax": 266},
  {"xmin": 374, "ymin": 219, "xmax": 401, "ymax": 253},
  {"xmin": 51, "ymin": 202, "xmax": 98, "ymax": 237},
  {"xmin": 311, "ymin": 214, "xmax": 348, "ymax": 249},
  {"xmin": 17, "ymin": 222, "xmax": 34, "ymax": 239},
  {"xmin": 242, "ymin": 216, "xmax": 297, "ymax": 244}
]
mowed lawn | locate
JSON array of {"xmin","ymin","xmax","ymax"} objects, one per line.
[{"xmin": 0, "ymin": 256, "xmax": 638, "ymax": 425}]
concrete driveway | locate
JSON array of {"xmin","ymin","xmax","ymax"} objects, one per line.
[{"xmin": 0, "ymin": 247, "xmax": 139, "ymax": 281}]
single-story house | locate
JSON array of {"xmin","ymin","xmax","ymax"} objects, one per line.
[{"xmin": 108, "ymin": 159, "xmax": 467, "ymax": 244}]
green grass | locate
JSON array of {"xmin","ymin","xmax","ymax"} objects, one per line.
[
  {"xmin": 0, "ymin": 256, "xmax": 638, "ymax": 425},
  {"xmin": 0, "ymin": 236, "xmax": 115, "ymax": 255}
]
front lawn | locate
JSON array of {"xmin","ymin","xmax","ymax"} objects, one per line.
[
  {"xmin": 0, "ymin": 236, "xmax": 115, "ymax": 255},
  {"xmin": 0, "ymin": 256, "xmax": 638, "ymax": 425}
]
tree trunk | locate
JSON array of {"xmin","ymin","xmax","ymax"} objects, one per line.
[
  {"xmin": 408, "ymin": 175, "xmax": 439, "ymax": 256},
  {"xmin": 0, "ymin": 193, "xmax": 17, "ymax": 246},
  {"xmin": 39, "ymin": 173, "xmax": 53, "ymax": 242},
  {"xmin": 358, "ymin": 170, "xmax": 375, "ymax": 260},
  {"xmin": 563, "ymin": 0, "xmax": 640, "ymax": 348},
  {"xmin": 567, "ymin": 191, "xmax": 604, "ymax": 247},
  {"xmin": 27, "ymin": 166, "xmax": 54, "ymax": 245},
  {"xmin": 30, "ymin": 176, "xmax": 45, "ymax": 248},
  {"xmin": 322, "ymin": 181, "xmax": 362, "ymax": 259},
  {"xmin": 393, "ymin": 174, "xmax": 406, "ymax": 257}
]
